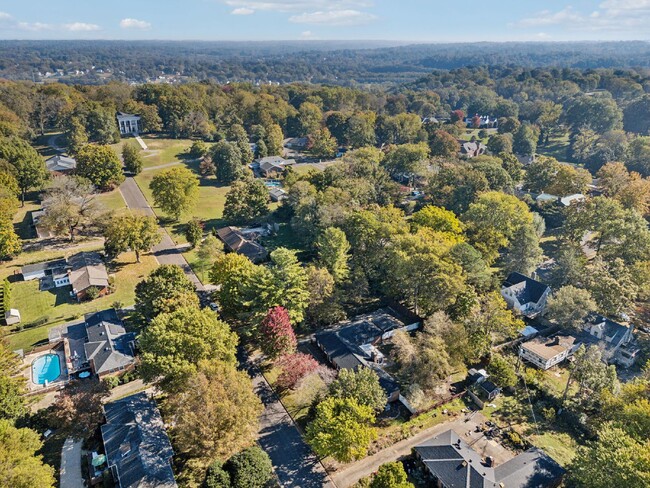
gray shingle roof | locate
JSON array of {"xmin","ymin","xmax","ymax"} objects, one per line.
[
  {"xmin": 68, "ymin": 252, "xmax": 109, "ymax": 293},
  {"xmin": 503, "ymin": 272, "xmax": 550, "ymax": 305},
  {"xmin": 84, "ymin": 310, "xmax": 135, "ymax": 375},
  {"xmin": 415, "ymin": 429, "xmax": 565, "ymax": 488},
  {"xmin": 102, "ymin": 393, "xmax": 176, "ymax": 488},
  {"xmin": 45, "ymin": 155, "xmax": 77, "ymax": 172}
]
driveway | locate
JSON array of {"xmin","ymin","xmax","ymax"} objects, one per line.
[
  {"xmin": 119, "ymin": 177, "xmax": 204, "ymax": 290},
  {"xmin": 60, "ymin": 437, "xmax": 83, "ymax": 488},
  {"xmin": 240, "ymin": 350, "xmax": 335, "ymax": 488}
]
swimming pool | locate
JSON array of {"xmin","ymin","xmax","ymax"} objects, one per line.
[
  {"xmin": 32, "ymin": 354, "xmax": 61, "ymax": 385},
  {"xmin": 264, "ymin": 180, "xmax": 282, "ymax": 188}
]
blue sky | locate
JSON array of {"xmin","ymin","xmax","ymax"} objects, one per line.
[{"xmin": 1, "ymin": 1, "xmax": 649, "ymax": 42}]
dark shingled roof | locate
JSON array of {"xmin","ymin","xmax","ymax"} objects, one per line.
[
  {"xmin": 102, "ymin": 393, "xmax": 176, "ymax": 488},
  {"xmin": 415, "ymin": 429, "xmax": 565, "ymax": 488},
  {"xmin": 84, "ymin": 310, "xmax": 135, "ymax": 376},
  {"xmin": 503, "ymin": 272, "xmax": 550, "ymax": 305},
  {"xmin": 315, "ymin": 330, "xmax": 364, "ymax": 371},
  {"xmin": 216, "ymin": 227, "xmax": 268, "ymax": 263},
  {"xmin": 21, "ymin": 259, "xmax": 67, "ymax": 276}
]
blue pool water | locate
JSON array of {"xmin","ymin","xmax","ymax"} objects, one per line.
[
  {"xmin": 264, "ymin": 180, "xmax": 282, "ymax": 188},
  {"xmin": 32, "ymin": 354, "xmax": 61, "ymax": 385}
]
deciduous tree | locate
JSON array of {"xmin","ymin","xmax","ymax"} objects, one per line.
[
  {"xmin": 0, "ymin": 136, "xmax": 49, "ymax": 204},
  {"xmin": 166, "ymin": 360, "xmax": 262, "ymax": 461},
  {"xmin": 139, "ymin": 307, "xmax": 238, "ymax": 388},
  {"xmin": 134, "ymin": 265, "xmax": 197, "ymax": 322},
  {"xmin": 315, "ymin": 227, "xmax": 351, "ymax": 283},
  {"xmin": 546, "ymin": 286, "xmax": 597, "ymax": 330},
  {"xmin": 275, "ymin": 352, "xmax": 319, "ymax": 390},
  {"xmin": 0, "ymin": 420, "xmax": 55, "ymax": 488},
  {"xmin": 306, "ymin": 397, "xmax": 377, "ymax": 463},
  {"xmin": 370, "ymin": 462, "xmax": 414, "ymax": 488},
  {"xmin": 329, "ymin": 368, "xmax": 386, "ymax": 412},
  {"xmin": 122, "ymin": 141, "xmax": 143, "ymax": 175},
  {"xmin": 103, "ymin": 212, "xmax": 161, "ymax": 262},
  {"xmin": 48, "ymin": 379, "xmax": 109, "ymax": 439},
  {"xmin": 224, "ymin": 446, "xmax": 273, "ymax": 488},
  {"xmin": 223, "ymin": 176, "xmax": 269, "ymax": 224},
  {"xmin": 75, "ymin": 144, "xmax": 124, "ymax": 190},
  {"xmin": 259, "ymin": 306, "xmax": 297, "ymax": 359},
  {"xmin": 150, "ymin": 165, "xmax": 199, "ymax": 220}
]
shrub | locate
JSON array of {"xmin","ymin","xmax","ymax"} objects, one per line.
[
  {"xmin": 224, "ymin": 446, "xmax": 273, "ymax": 488},
  {"xmin": 204, "ymin": 460, "xmax": 231, "ymax": 488},
  {"xmin": 103, "ymin": 376, "xmax": 119, "ymax": 389}
]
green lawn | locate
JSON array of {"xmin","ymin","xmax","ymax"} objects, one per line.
[
  {"xmin": 134, "ymin": 164, "xmax": 230, "ymax": 245},
  {"xmin": 459, "ymin": 128, "xmax": 496, "ymax": 143},
  {"xmin": 537, "ymin": 133, "xmax": 571, "ymax": 162},
  {"xmin": 112, "ymin": 136, "xmax": 196, "ymax": 169},
  {"xmin": 5, "ymin": 251, "xmax": 158, "ymax": 351},
  {"xmin": 95, "ymin": 188, "xmax": 127, "ymax": 211}
]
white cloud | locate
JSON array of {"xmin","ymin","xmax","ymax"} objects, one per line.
[
  {"xmin": 63, "ymin": 22, "xmax": 100, "ymax": 32},
  {"xmin": 120, "ymin": 18, "xmax": 151, "ymax": 29},
  {"xmin": 517, "ymin": 2, "xmax": 650, "ymax": 32},
  {"xmin": 289, "ymin": 9, "xmax": 376, "ymax": 25},
  {"xmin": 232, "ymin": 7, "xmax": 255, "ymax": 15},
  {"xmin": 16, "ymin": 22, "xmax": 53, "ymax": 31},
  {"xmin": 222, "ymin": 1, "xmax": 372, "ymax": 12},
  {"xmin": 0, "ymin": 12, "xmax": 12, "ymax": 21},
  {"xmin": 301, "ymin": 30, "xmax": 313, "ymax": 38}
]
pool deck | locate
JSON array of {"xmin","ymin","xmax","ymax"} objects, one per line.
[{"xmin": 20, "ymin": 345, "xmax": 68, "ymax": 393}]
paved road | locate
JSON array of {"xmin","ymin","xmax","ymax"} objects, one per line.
[
  {"xmin": 60, "ymin": 438, "xmax": 83, "ymax": 488},
  {"xmin": 241, "ymin": 350, "xmax": 335, "ymax": 488},
  {"xmin": 119, "ymin": 177, "xmax": 204, "ymax": 290}
]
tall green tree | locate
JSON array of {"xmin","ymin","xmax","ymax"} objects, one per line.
[
  {"xmin": 103, "ymin": 213, "xmax": 161, "ymax": 262},
  {"xmin": 315, "ymin": 227, "xmax": 351, "ymax": 283},
  {"xmin": 150, "ymin": 165, "xmax": 199, "ymax": 220},
  {"xmin": 122, "ymin": 141, "xmax": 143, "ymax": 175},
  {"xmin": 0, "ymin": 420, "xmax": 55, "ymax": 488},
  {"xmin": 134, "ymin": 265, "xmax": 197, "ymax": 322},
  {"xmin": 225, "ymin": 447, "xmax": 273, "ymax": 488},
  {"xmin": 223, "ymin": 176, "xmax": 269, "ymax": 224},
  {"xmin": 568, "ymin": 424, "xmax": 650, "ymax": 488},
  {"xmin": 546, "ymin": 286, "xmax": 597, "ymax": 330},
  {"xmin": 75, "ymin": 144, "xmax": 124, "ymax": 190},
  {"xmin": 0, "ymin": 136, "xmax": 49, "ymax": 204},
  {"xmin": 329, "ymin": 368, "xmax": 386, "ymax": 412},
  {"xmin": 139, "ymin": 307, "xmax": 238, "ymax": 388},
  {"xmin": 0, "ymin": 220, "xmax": 21, "ymax": 260},
  {"xmin": 370, "ymin": 462, "xmax": 414, "ymax": 488},
  {"xmin": 306, "ymin": 397, "xmax": 377, "ymax": 463},
  {"xmin": 212, "ymin": 141, "xmax": 243, "ymax": 184}
]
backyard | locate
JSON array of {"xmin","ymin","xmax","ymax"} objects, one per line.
[
  {"xmin": 3, "ymin": 251, "xmax": 158, "ymax": 352},
  {"xmin": 111, "ymin": 136, "xmax": 196, "ymax": 169}
]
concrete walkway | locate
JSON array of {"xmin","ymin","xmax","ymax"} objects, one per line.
[
  {"xmin": 119, "ymin": 177, "xmax": 204, "ymax": 290},
  {"xmin": 331, "ymin": 412, "xmax": 492, "ymax": 487},
  {"xmin": 135, "ymin": 135, "xmax": 148, "ymax": 150},
  {"xmin": 60, "ymin": 437, "xmax": 83, "ymax": 488}
]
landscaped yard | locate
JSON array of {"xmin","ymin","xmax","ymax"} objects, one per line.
[
  {"xmin": 111, "ymin": 136, "xmax": 196, "ymax": 169},
  {"xmin": 4, "ymin": 251, "xmax": 158, "ymax": 352}
]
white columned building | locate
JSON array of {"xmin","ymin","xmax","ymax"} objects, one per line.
[{"xmin": 116, "ymin": 112, "xmax": 141, "ymax": 135}]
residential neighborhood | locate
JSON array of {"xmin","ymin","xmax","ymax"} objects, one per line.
[{"xmin": 1, "ymin": 14, "xmax": 650, "ymax": 488}]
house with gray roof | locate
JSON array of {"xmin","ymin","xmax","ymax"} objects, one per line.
[
  {"xmin": 216, "ymin": 226, "xmax": 268, "ymax": 263},
  {"xmin": 501, "ymin": 272, "xmax": 551, "ymax": 318},
  {"xmin": 314, "ymin": 307, "xmax": 421, "ymax": 407},
  {"xmin": 414, "ymin": 429, "xmax": 565, "ymax": 488},
  {"xmin": 45, "ymin": 154, "xmax": 77, "ymax": 174},
  {"xmin": 84, "ymin": 310, "xmax": 136, "ymax": 377},
  {"xmin": 101, "ymin": 392, "xmax": 177, "ymax": 488}
]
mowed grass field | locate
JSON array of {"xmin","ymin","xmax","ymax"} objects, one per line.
[{"xmin": 111, "ymin": 136, "xmax": 196, "ymax": 169}]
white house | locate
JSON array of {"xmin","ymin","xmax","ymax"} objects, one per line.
[
  {"xmin": 519, "ymin": 335, "xmax": 578, "ymax": 370},
  {"xmin": 501, "ymin": 272, "xmax": 551, "ymax": 318},
  {"xmin": 116, "ymin": 112, "xmax": 141, "ymax": 135}
]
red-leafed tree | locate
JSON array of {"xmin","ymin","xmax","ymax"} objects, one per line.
[
  {"xmin": 472, "ymin": 115, "xmax": 482, "ymax": 129},
  {"xmin": 450, "ymin": 110, "xmax": 465, "ymax": 123},
  {"xmin": 259, "ymin": 306, "xmax": 297, "ymax": 359},
  {"xmin": 276, "ymin": 353, "xmax": 319, "ymax": 390}
]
